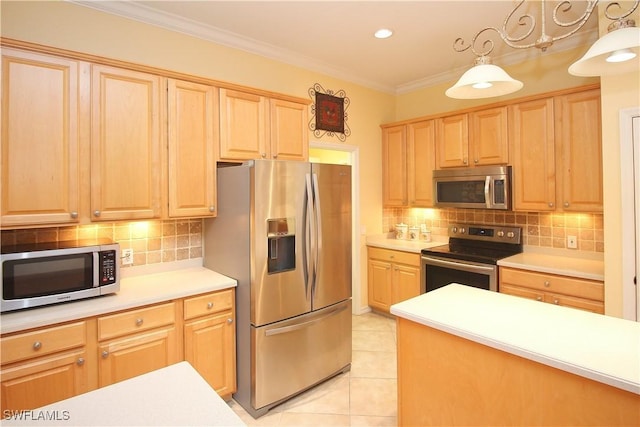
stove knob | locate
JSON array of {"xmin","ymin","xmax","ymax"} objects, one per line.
[
  {"xmin": 507, "ymin": 231, "xmax": 515, "ymax": 238},
  {"xmin": 451, "ymin": 227, "xmax": 458, "ymax": 234},
  {"xmin": 459, "ymin": 227, "xmax": 466, "ymax": 234},
  {"xmin": 497, "ymin": 231, "xmax": 505, "ymax": 237}
]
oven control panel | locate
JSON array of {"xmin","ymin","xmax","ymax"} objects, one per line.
[{"xmin": 449, "ymin": 224, "xmax": 522, "ymax": 244}]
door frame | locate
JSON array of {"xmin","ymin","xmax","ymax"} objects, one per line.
[{"xmin": 309, "ymin": 141, "xmax": 362, "ymax": 314}]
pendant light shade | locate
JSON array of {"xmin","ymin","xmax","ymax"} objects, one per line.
[
  {"xmin": 446, "ymin": 57, "xmax": 523, "ymax": 99},
  {"xmin": 569, "ymin": 25, "xmax": 640, "ymax": 76}
]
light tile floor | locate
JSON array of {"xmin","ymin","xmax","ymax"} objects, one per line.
[{"xmin": 227, "ymin": 312, "xmax": 398, "ymax": 426}]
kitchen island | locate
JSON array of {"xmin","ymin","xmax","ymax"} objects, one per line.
[{"xmin": 390, "ymin": 284, "xmax": 640, "ymax": 426}]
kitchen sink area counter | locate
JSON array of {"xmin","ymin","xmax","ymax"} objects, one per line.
[
  {"xmin": 498, "ymin": 246, "xmax": 604, "ymax": 281},
  {"xmin": 365, "ymin": 234, "xmax": 446, "ymax": 253},
  {"xmin": 391, "ymin": 285, "xmax": 640, "ymax": 426},
  {"xmin": 1, "ymin": 259, "xmax": 237, "ymax": 335}
]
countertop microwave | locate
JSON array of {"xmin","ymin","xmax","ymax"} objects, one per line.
[
  {"xmin": 433, "ymin": 165, "xmax": 512, "ymax": 210},
  {"xmin": 1, "ymin": 239, "xmax": 120, "ymax": 313}
]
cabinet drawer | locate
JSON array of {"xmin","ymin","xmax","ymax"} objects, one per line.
[
  {"xmin": 545, "ymin": 294, "xmax": 605, "ymax": 314},
  {"xmin": 499, "ymin": 284, "xmax": 545, "ymax": 302},
  {"xmin": 368, "ymin": 247, "xmax": 420, "ymax": 266},
  {"xmin": 1, "ymin": 322, "xmax": 86, "ymax": 365},
  {"xmin": 500, "ymin": 268, "xmax": 603, "ymax": 301},
  {"xmin": 98, "ymin": 302, "xmax": 175, "ymax": 341},
  {"xmin": 184, "ymin": 289, "xmax": 234, "ymax": 320}
]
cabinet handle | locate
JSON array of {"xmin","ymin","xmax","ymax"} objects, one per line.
[
  {"xmin": 32, "ymin": 341, "xmax": 42, "ymax": 351},
  {"xmin": 227, "ymin": 318, "xmax": 233, "ymax": 324},
  {"xmin": 564, "ymin": 202, "xmax": 570, "ymax": 208},
  {"xmin": 474, "ymin": 159, "xmax": 479, "ymax": 164},
  {"xmin": 135, "ymin": 318, "xmax": 144, "ymax": 326},
  {"xmin": 209, "ymin": 206, "xmax": 215, "ymax": 212},
  {"xmin": 548, "ymin": 202, "xmax": 554, "ymax": 208},
  {"xmin": 273, "ymin": 154, "xmax": 278, "ymax": 159},
  {"xmin": 463, "ymin": 159, "xmax": 468, "ymax": 165},
  {"xmin": 553, "ymin": 299, "xmax": 560, "ymax": 305},
  {"xmin": 544, "ymin": 281, "xmax": 550, "ymax": 287},
  {"xmin": 93, "ymin": 210, "xmax": 101, "ymax": 217},
  {"xmin": 101, "ymin": 350, "xmax": 109, "ymax": 359},
  {"xmin": 207, "ymin": 302, "xmax": 214, "ymax": 310},
  {"xmin": 77, "ymin": 358, "xmax": 85, "ymax": 366},
  {"xmin": 70, "ymin": 211, "xmax": 78, "ymax": 219},
  {"xmin": 536, "ymin": 296, "xmax": 543, "ymax": 301},
  {"xmin": 261, "ymin": 153, "xmax": 266, "ymax": 158}
]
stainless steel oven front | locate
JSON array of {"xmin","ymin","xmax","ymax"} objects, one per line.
[{"xmin": 421, "ymin": 254, "xmax": 498, "ymax": 293}]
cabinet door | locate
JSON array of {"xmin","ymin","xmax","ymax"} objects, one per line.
[
  {"xmin": 368, "ymin": 258, "xmax": 392, "ymax": 311},
  {"xmin": 90, "ymin": 64, "xmax": 162, "ymax": 221},
  {"xmin": 471, "ymin": 106, "xmax": 508, "ymax": 166},
  {"xmin": 167, "ymin": 79, "xmax": 217, "ymax": 218},
  {"xmin": 382, "ymin": 125, "xmax": 407, "ymax": 206},
  {"xmin": 509, "ymin": 98, "xmax": 556, "ymax": 211},
  {"xmin": 555, "ymin": 89, "xmax": 603, "ymax": 212},
  {"xmin": 392, "ymin": 263, "xmax": 421, "ymax": 305},
  {"xmin": 408, "ymin": 120, "xmax": 435, "ymax": 207},
  {"xmin": 1, "ymin": 349, "xmax": 88, "ymax": 414},
  {"xmin": 436, "ymin": 114, "xmax": 468, "ymax": 168},
  {"xmin": 184, "ymin": 312, "xmax": 236, "ymax": 398},
  {"xmin": 98, "ymin": 327, "xmax": 178, "ymax": 387},
  {"xmin": 270, "ymin": 98, "xmax": 308, "ymax": 161},
  {"xmin": 219, "ymin": 89, "xmax": 268, "ymax": 160},
  {"xmin": 1, "ymin": 49, "xmax": 80, "ymax": 227}
]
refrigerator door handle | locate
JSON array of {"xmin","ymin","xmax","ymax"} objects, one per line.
[
  {"xmin": 311, "ymin": 173, "xmax": 322, "ymax": 297},
  {"xmin": 264, "ymin": 303, "xmax": 348, "ymax": 336},
  {"xmin": 304, "ymin": 173, "xmax": 315, "ymax": 299}
]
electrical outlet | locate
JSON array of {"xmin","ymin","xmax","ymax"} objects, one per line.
[
  {"xmin": 122, "ymin": 249, "xmax": 134, "ymax": 265},
  {"xmin": 567, "ymin": 235, "xmax": 578, "ymax": 249}
]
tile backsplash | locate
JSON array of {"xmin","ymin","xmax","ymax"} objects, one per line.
[
  {"xmin": 0, "ymin": 219, "xmax": 204, "ymax": 267},
  {"xmin": 384, "ymin": 208, "xmax": 604, "ymax": 252}
]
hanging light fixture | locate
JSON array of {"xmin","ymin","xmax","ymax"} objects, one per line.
[{"xmin": 446, "ymin": 0, "xmax": 640, "ymax": 99}]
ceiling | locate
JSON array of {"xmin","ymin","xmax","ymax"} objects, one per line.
[{"xmin": 71, "ymin": 1, "xmax": 599, "ymax": 94}]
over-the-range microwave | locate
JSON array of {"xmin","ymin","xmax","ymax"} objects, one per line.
[
  {"xmin": 433, "ymin": 165, "xmax": 512, "ymax": 210},
  {"xmin": 1, "ymin": 239, "xmax": 120, "ymax": 313}
]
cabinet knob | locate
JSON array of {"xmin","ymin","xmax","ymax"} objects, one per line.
[
  {"xmin": 70, "ymin": 211, "xmax": 78, "ymax": 219},
  {"xmin": 77, "ymin": 357, "xmax": 85, "ymax": 366},
  {"xmin": 32, "ymin": 341, "xmax": 42, "ymax": 351},
  {"xmin": 273, "ymin": 154, "xmax": 278, "ymax": 159},
  {"xmin": 544, "ymin": 281, "xmax": 550, "ymax": 287},
  {"xmin": 474, "ymin": 159, "xmax": 479, "ymax": 164},
  {"xmin": 93, "ymin": 210, "xmax": 101, "ymax": 217},
  {"xmin": 548, "ymin": 202, "xmax": 554, "ymax": 208},
  {"xmin": 536, "ymin": 296, "xmax": 543, "ymax": 301},
  {"xmin": 207, "ymin": 302, "xmax": 214, "ymax": 310},
  {"xmin": 227, "ymin": 318, "xmax": 233, "ymax": 324},
  {"xmin": 261, "ymin": 153, "xmax": 266, "ymax": 158},
  {"xmin": 553, "ymin": 299, "xmax": 559, "ymax": 305},
  {"xmin": 564, "ymin": 202, "xmax": 570, "ymax": 208},
  {"xmin": 135, "ymin": 318, "xmax": 144, "ymax": 326},
  {"xmin": 209, "ymin": 206, "xmax": 215, "ymax": 212},
  {"xmin": 463, "ymin": 159, "xmax": 468, "ymax": 165},
  {"xmin": 101, "ymin": 350, "xmax": 109, "ymax": 359}
]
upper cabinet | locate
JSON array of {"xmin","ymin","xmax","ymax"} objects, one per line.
[
  {"xmin": 1, "ymin": 48, "xmax": 81, "ymax": 227},
  {"xmin": 218, "ymin": 89, "xmax": 308, "ymax": 162},
  {"xmin": 167, "ymin": 79, "xmax": 218, "ymax": 218},
  {"xmin": 382, "ymin": 125, "xmax": 407, "ymax": 206},
  {"xmin": 90, "ymin": 64, "xmax": 163, "ymax": 221},
  {"xmin": 435, "ymin": 107, "xmax": 508, "ymax": 169}
]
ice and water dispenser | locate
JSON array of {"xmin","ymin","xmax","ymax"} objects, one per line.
[{"xmin": 267, "ymin": 218, "xmax": 295, "ymax": 274}]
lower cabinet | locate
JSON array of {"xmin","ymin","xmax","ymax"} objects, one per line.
[
  {"xmin": 368, "ymin": 247, "xmax": 421, "ymax": 313},
  {"xmin": 0, "ymin": 289, "xmax": 236, "ymax": 416},
  {"xmin": 499, "ymin": 267, "xmax": 604, "ymax": 314},
  {"xmin": 183, "ymin": 289, "xmax": 236, "ymax": 399}
]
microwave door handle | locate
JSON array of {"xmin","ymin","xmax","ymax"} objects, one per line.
[
  {"xmin": 93, "ymin": 252, "xmax": 100, "ymax": 288},
  {"xmin": 484, "ymin": 176, "xmax": 492, "ymax": 209}
]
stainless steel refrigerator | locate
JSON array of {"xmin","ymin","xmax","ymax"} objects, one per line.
[{"xmin": 203, "ymin": 159, "xmax": 352, "ymax": 418}]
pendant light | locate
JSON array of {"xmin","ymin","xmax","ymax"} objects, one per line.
[
  {"xmin": 446, "ymin": 56, "xmax": 523, "ymax": 99},
  {"xmin": 569, "ymin": 19, "xmax": 640, "ymax": 76}
]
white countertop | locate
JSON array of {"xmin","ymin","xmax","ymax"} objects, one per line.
[
  {"xmin": 1, "ymin": 361, "xmax": 245, "ymax": 426},
  {"xmin": 366, "ymin": 234, "xmax": 446, "ymax": 253},
  {"xmin": 1, "ymin": 259, "xmax": 237, "ymax": 334},
  {"xmin": 391, "ymin": 284, "xmax": 640, "ymax": 395},
  {"xmin": 498, "ymin": 247, "xmax": 604, "ymax": 281}
]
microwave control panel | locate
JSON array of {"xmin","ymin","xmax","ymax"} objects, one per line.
[{"xmin": 99, "ymin": 250, "xmax": 117, "ymax": 284}]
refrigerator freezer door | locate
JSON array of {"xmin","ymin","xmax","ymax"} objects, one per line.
[
  {"xmin": 252, "ymin": 299, "xmax": 352, "ymax": 411},
  {"xmin": 252, "ymin": 160, "xmax": 311, "ymax": 327},
  {"xmin": 311, "ymin": 163, "xmax": 352, "ymax": 310}
]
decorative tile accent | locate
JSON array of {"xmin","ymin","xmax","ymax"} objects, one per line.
[{"xmin": 384, "ymin": 208, "xmax": 604, "ymax": 252}]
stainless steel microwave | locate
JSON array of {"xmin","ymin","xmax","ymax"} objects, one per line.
[
  {"xmin": 1, "ymin": 239, "xmax": 120, "ymax": 313},
  {"xmin": 433, "ymin": 165, "xmax": 512, "ymax": 210}
]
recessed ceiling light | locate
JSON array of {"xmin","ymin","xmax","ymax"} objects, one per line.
[{"xmin": 374, "ymin": 28, "xmax": 393, "ymax": 39}]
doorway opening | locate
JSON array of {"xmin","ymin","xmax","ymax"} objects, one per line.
[{"xmin": 309, "ymin": 142, "xmax": 363, "ymax": 314}]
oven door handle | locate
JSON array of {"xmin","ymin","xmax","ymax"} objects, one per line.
[{"xmin": 422, "ymin": 256, "xmax": 496, "ymax": 274}]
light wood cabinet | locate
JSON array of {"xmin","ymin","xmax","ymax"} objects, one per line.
[
  {"xmin": 367, "ymin": 247, "xmax": 421, "ymax": 313},
  {"xmin": 167, "ymin": 79, "xmax": 218, "ymax": 218},
  {"xmin": 436, "ymin": 113, "xmax": 469, "ymax": 168},
  {"xmin": 97, "ymin": 303, "xmax": 178, "ymax": 387},
  {"xmin": 0, "ymin": 48, "xmax": 81, "ymax": 227},
  {"xmin": 219, "ymin": 89, "xmax": 308, "ymax": 162},
  {"xmin": 90, "ymin": 64, "xmax": 163, "ymax": 221},
  {"xmin": 382, "ymin": 120, "xmax": 435, "ymax": 207},
  {"xmin": 499, "ymin": 267, "xmax": 604, "ymax": 314},
  {"xmin": 0, "ymin": 322, "xmax": 89, "ymax": 414},
  {"xmin": 183, "ymin": 289, "xmax": 236, "ymax": 399}
]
